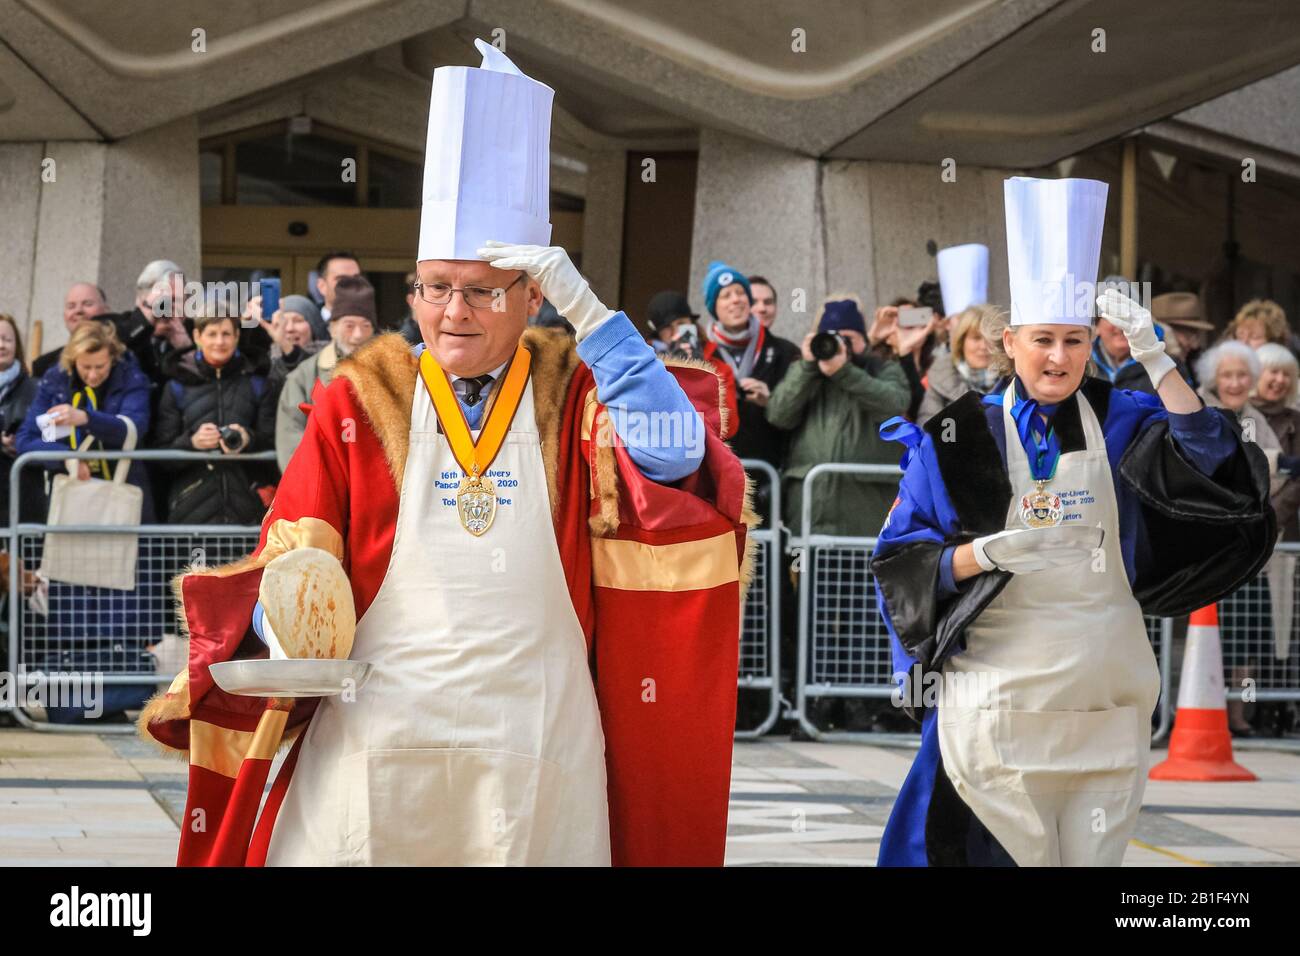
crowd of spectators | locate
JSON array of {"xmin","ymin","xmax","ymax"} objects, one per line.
[{"xmin": 2, "ymin": 249, "xmax": 1297, "ymax": 736}]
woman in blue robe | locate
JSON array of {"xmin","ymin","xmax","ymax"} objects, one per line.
[{"xmin": 872, "ymin": 289, "xmax": 1274, "ymax": 866}]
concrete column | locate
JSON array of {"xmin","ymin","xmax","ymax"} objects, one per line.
[
  {"xmin": 98, "ymin": 116, "xmax": 202, "ymax": 321},
  {"xmin": 689, "ymin": 129, "xmax": 1014, "ymax": 341},
  {"xmin": 579, "ymin": 149, "xmax": 626, "ymax": 308},
  {"xmin": 688, "ymin": 129, "xmax": 824, "ymax": 340},
  {"xmin": 28, "ymin": 142, "xmax": 109, "ymax": 353},
  {"xmin": 0, "ymin": 143, "xmax": 51, "ymax": 340},
  {"xmin": 0, "ymin": 116, "xmax": 200, "ymax": 356},
  {"xmin": 848, "ymin": 161, "xmax": 1012, "ymax": 314}
]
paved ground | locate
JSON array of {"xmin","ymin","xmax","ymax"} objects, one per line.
[{"xmin": 2, "ymin": 726, "xmax": 1298, "ymax": 866}]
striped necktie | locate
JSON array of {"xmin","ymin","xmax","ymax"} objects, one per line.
[{"xmin": 454, "ymin": 374, "xmax": 495, "ymax": 408}]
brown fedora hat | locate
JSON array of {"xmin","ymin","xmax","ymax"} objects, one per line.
[{"xmin": 1152, "ymin": 292, "xmax": 1213, "ymax": 331}]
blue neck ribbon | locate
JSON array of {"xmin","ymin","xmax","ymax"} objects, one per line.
[{"xmin": 982, "ymin": 378, "xmax": 1061, "ymax": 482}]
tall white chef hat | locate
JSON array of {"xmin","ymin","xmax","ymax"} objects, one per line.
[
  {"xmin": 1004, "ymin": 176, "xmax": 1109, "ymax": 326},
  {"xmin": 936, "ymin": 243, "xmax": 989, "ymax": 315},
  {"xmin": 417, "ymin": 39, "xmax": 554, "ymax": 261}
]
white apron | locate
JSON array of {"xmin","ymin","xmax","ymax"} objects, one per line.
[
  {"xmin": 265, "ymin": 377, "xmax": 611, "ymax": 865},
  {"xmin": 936, "ymin": 383, "xmax": 1161, "ymax": 866}
]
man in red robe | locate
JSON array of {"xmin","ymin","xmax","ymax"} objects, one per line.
[
  {"xmin": 139, "ymin": 251, "xmax": 752, "ymax": 865},
  {"xmin": 139, "ymin": 40, "xmax": 751, "ymax": 866}
]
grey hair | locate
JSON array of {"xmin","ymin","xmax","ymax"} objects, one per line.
[
  {"xmin": 1197, "ymin": 339, "xmax": 1261, "ymax": 387},
  {"xmin": 1255, "ymin": 342, "xmax": 1299, "ymax": 403},
  {"xmin": 135, "ymin": 259, "xmax": 183, "ymax": 293}
]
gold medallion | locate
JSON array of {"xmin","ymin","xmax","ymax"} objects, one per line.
[
  {"xmin": 419, "ymin": 345, "xmax": 532, "ymax": 536},
  {"xmin": 1019, "ymin": 480, "xmax": 1063, "ymax": 528},
  {"xmin": 456, "ymin": 468, "xmax": 498, "ymax": 537}
]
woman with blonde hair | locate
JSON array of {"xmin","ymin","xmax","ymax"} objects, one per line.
[
  {"xmin": 916, "ymin": 305, "xmax": 1002, "ymax": 426},
  {"xmin": 17, "ymin": 319, "xmax": 154, "ymax": 520},
  {"xmin": 1224, "ymin": 298, "xmax": 1290, "ymax": 350},
  {"xmin": 15, "ymin": 319, "xmax": 159, "ymax": 724}
]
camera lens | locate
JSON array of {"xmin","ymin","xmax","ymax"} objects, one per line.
[{"xmin": 810, "ymin": 332, "xmax": 841, "ymax": 361}]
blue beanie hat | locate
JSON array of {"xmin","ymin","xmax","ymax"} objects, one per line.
[
  {"xmin": 702, "ymin": 260, "xmax": 752, "ymax": 317},
  {"xmin": 818, "ymin": 299, "xmax": 867, "ymax": 336}
]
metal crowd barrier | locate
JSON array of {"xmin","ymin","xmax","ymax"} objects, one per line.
[
  {"xmin": 4, "ymin": 449, "xmax": 791, "ymax": 739},
  {"xmin": 735, "ymin": 459, "xmax": 781, "ymax": 739},
  {"xmin": 8, "ymin": 450, "xmax": 1293, "ymax": 745},
  {"xmin": 5, "ymin": 449, "xmax": 273, "ymax": 733},
  {"xmin": 1217, "ymin": 541, "xmax": 1300, "ymax": 710},
  {"xmin": 786, "ymin": 462, "xmax": 1297, "ymax": 746}
]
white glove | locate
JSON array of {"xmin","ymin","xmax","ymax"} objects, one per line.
[
  {"xmin": 971, "ymin": 530, "xmax": 1024, "ymax": 572},
  {"xmin": 970, "ymin": 528, "xmax": 1095, "ymax": 574},
  {"xmin": 1095, "ymin": 288, "xmax": 1176, "ymax": 388},
  {"xmin": 477, "ymin": 241, "xmax": 614, "ymax": 341}
]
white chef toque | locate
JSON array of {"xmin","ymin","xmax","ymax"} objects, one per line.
[
  {"xmin": 936, "ymin": 243, "xmax": 989, "ymax": 316},
  {"xmin": 417, "ymin": 39, "xmax": 554, "ymax": 261},
  {"xmin": 1004, "ymin": 176, "xmax": 1109, "ymax": 327}
]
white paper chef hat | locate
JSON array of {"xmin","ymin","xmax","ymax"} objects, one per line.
[
  {"xmin": 417, "ymin": 39, "xmax": 554, "ymax": 261},
  {"xmin": 936, "ymin": 243, "xmax": 989, "ymax": 315},
  {"xmin": 1004, "ymin": 176, "xmax": 1109, "ymax": 326}
]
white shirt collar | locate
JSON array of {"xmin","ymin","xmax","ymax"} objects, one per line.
[
  {"xmin": 448, "ymin": 360, "xmax": 509, "ymax": 384},
  {"xmin": 407, "ymin": 343, "xmax": 510, "ymax": 384}
]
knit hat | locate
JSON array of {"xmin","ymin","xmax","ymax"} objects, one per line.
[
  {"xmin": 331, "ymin": 275, "xmax": 377, "ymax": 324},
  {"xmin": 646, "ymin": 290, "xmax": 698, "ymax": 333},
  {"xmin": 701, "ymin": 260, "xmax": 751, "ymax": 317},
  {"xmin": 280, "ymin": 294, "xmax": 327, "ymax": 341},
  {"xmin": 817, "ymin": 299, "xmax": 867, "ymax": 336}
]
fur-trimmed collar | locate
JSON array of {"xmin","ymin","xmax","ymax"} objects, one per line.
[{"xmin": 334, "ymin": 328, "xmax": 582, "ymax": 509}]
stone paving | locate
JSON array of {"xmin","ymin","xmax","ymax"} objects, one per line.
[{"xmin": 2, "ymin": 726, "xmax": 1297, "ymax": 866}]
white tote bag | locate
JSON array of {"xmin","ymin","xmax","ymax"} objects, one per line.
[{"xmin": 40, "ymin": 422, "xmax": 143, "ymax": 592}]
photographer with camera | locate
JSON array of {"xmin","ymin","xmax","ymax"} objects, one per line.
[
  {"xmin": 767, "ymin": 296, "xmax": 911, "ymax": 733},
  {"xmin": 767, "ymin": 296, "xmax": 911, "ymax": 540},
  {"xmin": 153, "ymin": 310, "xmax": 277, "ymax": 524}
]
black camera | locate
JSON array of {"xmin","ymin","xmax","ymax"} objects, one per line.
[
  {"xmin": 218, "ymin": 425, "xmax": 242, "ymax": 449},
  {"xmin": 810, "ymin": 331, "xmax": 845, "ymax": 361},
  {"xmin": 667, "ymin": 323, "xmax": 700, "ymax": 361}
]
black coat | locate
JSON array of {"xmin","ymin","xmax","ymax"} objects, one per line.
[
  {"xmin": 0, "ymin": 367, "xmax": 39, "ymax": 524},
  {"xmin": 706, "ymin": 330, "xmax": 800, "ymax": 467},
  {"xmin": 152, "ymin": 351, "xmax": 277, "ymax": 524}
]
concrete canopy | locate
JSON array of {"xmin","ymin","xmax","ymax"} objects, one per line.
[{"xmin": 2, "ymin": 0, "xmax": 1299, "ymax": 170}]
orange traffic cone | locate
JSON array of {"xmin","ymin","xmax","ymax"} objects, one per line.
[{"xmin": 1149, "ymin": 603, "xmax": 1255, "ymax": 781}]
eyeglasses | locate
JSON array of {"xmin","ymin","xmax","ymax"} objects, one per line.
[{"xmin": 413, "ymin": 273, "xmax": 524, "ymax": 309}]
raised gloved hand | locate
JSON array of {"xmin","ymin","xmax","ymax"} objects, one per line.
[
  {"xmin": 1095, "ymin": 288, "xmax": 1177, "ymax": 388},
  {"xmin": 970, "ymin": 527, "xmax": 1098, "ymax": 574},
  {"xmin": 477, "ymin": 241, "xmax": 614, "ymax": 341}
]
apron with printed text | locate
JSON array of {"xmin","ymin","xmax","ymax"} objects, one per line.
[
  {"xmin": 936, "ymin": 382, "xmax": 1161, "ymax": 866},
  {"xmin": 265, "ymin": 377, "xmax": 611, "ymax": 865}
]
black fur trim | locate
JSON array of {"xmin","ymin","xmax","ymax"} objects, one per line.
[{"xmin": 923, "ymin": 391, "xmax": 1011, "ymax": 534}]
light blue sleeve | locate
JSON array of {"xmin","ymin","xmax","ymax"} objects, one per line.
[
  {"xmin": 575, "ymin": 312, "xmax": 706, "ymax": 483},
  {"xmin": 252, "ymin": 601, "xmax": 268, "ymax": 645}
]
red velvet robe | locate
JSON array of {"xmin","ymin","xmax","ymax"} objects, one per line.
[{"xmin": 139, "ymin": 329, "xmax": 753, "ymax": 867}]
